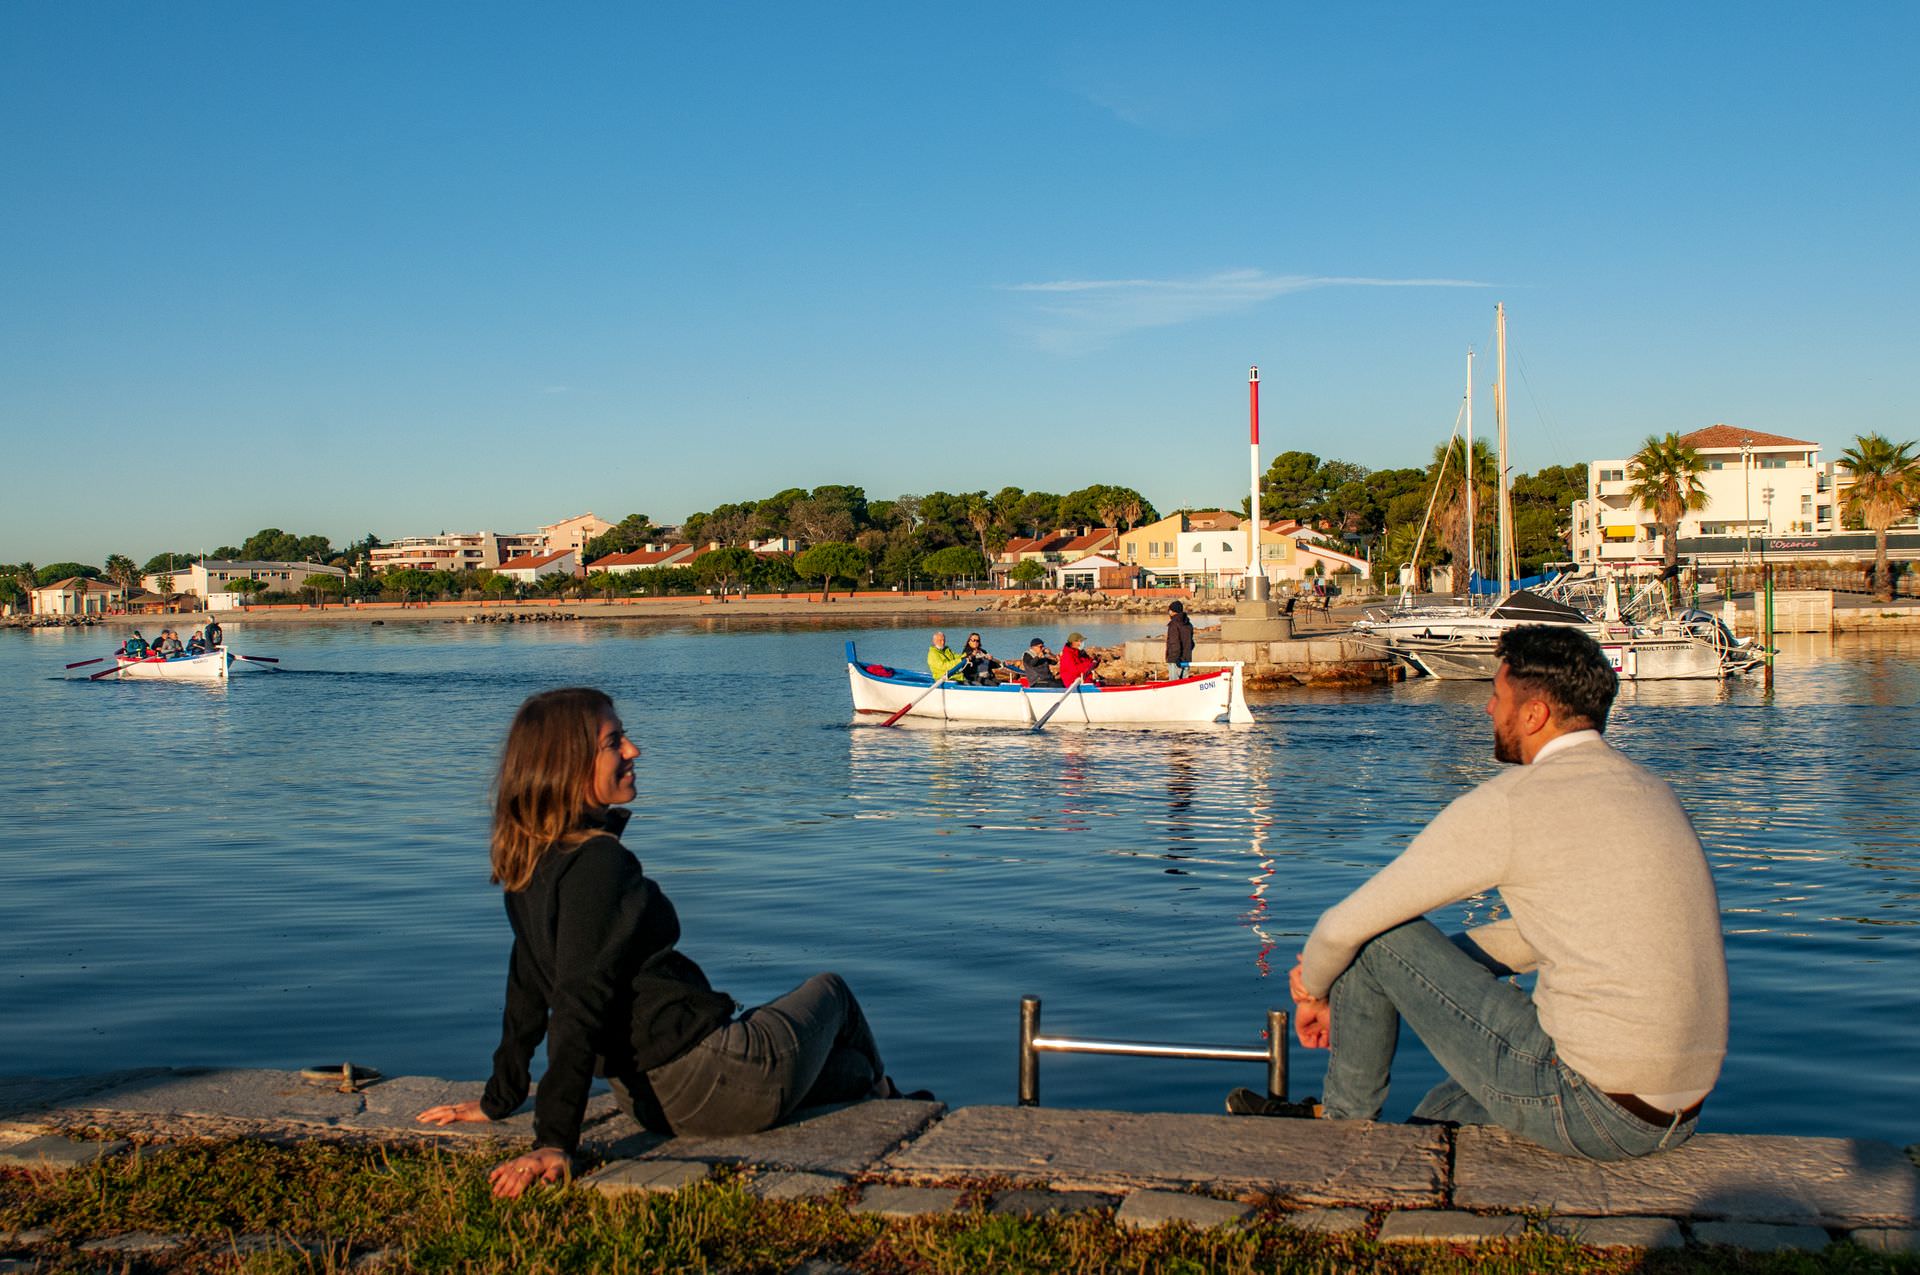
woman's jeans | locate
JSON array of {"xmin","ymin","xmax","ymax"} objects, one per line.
[
  {"xmin": 630, "ymin": 973, "xmax": 886, "ymax": 1138},
  {"xmin": 1323, "ymin": 919, "xmax": 1699, "ymax": 1161}
]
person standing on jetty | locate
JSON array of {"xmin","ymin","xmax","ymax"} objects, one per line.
[
  {"xmin": 927, "ymin": 631, "xmax": 963, "ymax": 680},
  {"xmin": 1165, "ymin": 600, "xmax": 1195, "ymax": 680},
  {"xmin": 1241, "ymin": 625, "xmax": 1726, "ymax": 1161},
  {"xmin": 418, "ymin": 688, "xmax": 920, "ymax": 1197}
]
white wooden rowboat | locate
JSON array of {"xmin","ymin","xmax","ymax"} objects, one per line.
[
  {"xmin": 110, "ymin": 650, "xmax": 232, "ymax": 682},
  {"xmin": 846, "ymin": 642, "xmax": 1253, "ymax": 725}
]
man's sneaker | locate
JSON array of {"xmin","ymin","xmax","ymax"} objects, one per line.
[{"xmin": 1225, "ymin": 1087, "xmax": 1323, "ymax": 1118}]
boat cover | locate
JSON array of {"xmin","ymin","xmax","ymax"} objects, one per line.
[{"xmin": 1487, "ymin": 588, "xmax": 1588, "ymax": 624}]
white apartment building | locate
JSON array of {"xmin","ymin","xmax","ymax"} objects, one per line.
[
  {"xmin": 370, "ymin": 531, "xmax": 546, "ymax": 574},
  {"xmin": 1570, "ymin": 424, "xmax": 1920, "ymax": 569}
]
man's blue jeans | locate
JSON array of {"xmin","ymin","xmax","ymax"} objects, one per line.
[{"xmin": 1322, "ymin": 919, "xmax": 1699, "ymax": 1160}]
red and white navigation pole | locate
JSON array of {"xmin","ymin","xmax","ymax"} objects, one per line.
[{"xmin": 1245, "ymin": 365, "xmax": 1268, "ymax": 599}]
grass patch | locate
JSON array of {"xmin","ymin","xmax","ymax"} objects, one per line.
[{"xmin": 1, "ymin": 1139, "xmax": 1916, "ymax": 1273}]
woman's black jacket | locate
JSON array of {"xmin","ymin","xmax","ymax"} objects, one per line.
[{"xmin": 480, "ymin": 807, "xmax": 735, "ymax": 1151}]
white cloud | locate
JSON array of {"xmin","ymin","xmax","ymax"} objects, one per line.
[{"xmin": 1004, "ymin": 268, "xmax": 1491, "ymax": 352}]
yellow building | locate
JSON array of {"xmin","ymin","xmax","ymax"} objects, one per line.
[{"xmin": 1116, "ymin": 514, "xmax": 1186, "ymax": 577}]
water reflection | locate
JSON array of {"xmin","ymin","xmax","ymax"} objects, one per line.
[{"xmin": 3, "ymin": 622, "xmax": 1917, "ymax": 1136}]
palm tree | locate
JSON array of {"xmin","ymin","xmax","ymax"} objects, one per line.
[
  {"xmin": 103, "ymin": 554, "xmax": 141, "ymax": 601},
  {"xmin": 1626, "ymin": 433, "xmax": 1708, "ymax": 598},
  {"xmin": 963, "ymin": 494, "xmax": 996, "ymax": 568},
  {"xmin": 1838, "ymin": 433, "xmax": 1920, "ymax": 602},
  {"xmin": 1426, "ymin": 439, "xmax": 1498, "ymax": 585}
]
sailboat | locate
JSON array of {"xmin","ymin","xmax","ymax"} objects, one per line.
[{"xmin": 1359, "ymin": 306, "xmax": 1762, "ymax": 681}]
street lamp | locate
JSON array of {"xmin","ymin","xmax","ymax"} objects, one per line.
[
  {"xmin": 1761, "ymin": 485, "xmax": 1775, "ymax": 565},
  {"xmin": 1742, "ymin": 438, "xmax": 1753, "ymax": 566}
]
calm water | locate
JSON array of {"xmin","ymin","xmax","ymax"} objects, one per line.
[{"xmin": 1, "ymin": 618, "xmax": 1915, "ymax": 1140}]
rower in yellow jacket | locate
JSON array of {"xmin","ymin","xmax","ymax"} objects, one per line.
[{"xmin": 926, "ymin": 631, "xmax": 964, "ymax": 681}]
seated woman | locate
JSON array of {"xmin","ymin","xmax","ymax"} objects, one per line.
[
  {"xmin": 185, "ymin": 630, "xmax": 208, "ymax": 655},
  {"xmin": 418, "ymin": 687, "xmax": 921, "ymax": 1197},
  {"xmin": 958, "ymin": 631, "xmax": 1001, "ymax": 684}
]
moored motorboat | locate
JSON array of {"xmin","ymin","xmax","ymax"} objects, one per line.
[
  {"xmin": 845, "ymin": 643, "xmax": 1253, "ymax": 725},
  {"xmin": 108, "ymin": 649, "xmax": 232, "ymax": 682}
]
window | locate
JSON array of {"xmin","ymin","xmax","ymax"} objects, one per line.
[
  {"xmin": 1759, "ymin": 458, "xmax": 1789, "ymax": 470},
  {"xmin": 1598, "ymin": 468, "xmax": 1625, "ymax": 482},
  {"xmin": 1707, "ymin": 461, "xmax": 1725, "ymax": 470}
]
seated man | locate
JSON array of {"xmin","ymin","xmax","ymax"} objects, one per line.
[
  {"xmin": 185, "ymin": 630, "xmax": 208, "ymax": 655},
  {"xmin": 1251, "ymin": 625, "xmax": 1726, "ymax": 1161},
  {"xmin": 1019, "ymin": 638, "xmax": 1061, "ymax": 687},
  {"xmin": 926, "ymin": 631, "xmax": 964, "ymax": 681},
  {"xmin": 123, "ymin": 630, "xmax": 148, "ymax": 658}
]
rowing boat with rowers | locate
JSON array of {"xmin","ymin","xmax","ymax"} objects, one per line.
[
  {"xmin": 845, "ymin": 642, "xmax": 1254, "ymax": 726},
  {"xmin": 103, "ymin": 649, "xmax": 232, "ymax": 681}
]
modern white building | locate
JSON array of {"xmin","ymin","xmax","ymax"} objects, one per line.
[
  {"xmin": 1569, "ymin": 424, "xmax": 1920, "ymax": 569},
  {"xmin": 370, "ymin": 531, "xmax": 548, "ymax": 574}
]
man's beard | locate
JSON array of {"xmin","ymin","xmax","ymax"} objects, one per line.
[{"xmin": 1492, "ymin": 719, "xmax": 1524, "ymax": 765}]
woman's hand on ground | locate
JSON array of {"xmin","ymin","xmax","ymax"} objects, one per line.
[
  {"xmin": 415, "ymin": 1100, "xmax": 490, "ymax": 1126},
  {"xmin": 487, "ymin": 1147, "xmax": 571, "ymax": 1198}
]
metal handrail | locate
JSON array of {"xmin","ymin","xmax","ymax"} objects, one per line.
[{"xmin": 1017, "ymin": 995, "xmax": 1288, "ymax": 1107}]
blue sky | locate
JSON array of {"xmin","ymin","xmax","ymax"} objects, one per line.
[{"xmin": 4, "ymin": 3, "xmax": 1915, "ymax": 562}]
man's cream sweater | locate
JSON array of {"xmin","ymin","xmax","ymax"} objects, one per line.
[{"xmin": 1302, "ymin": 735, "xmax": 1728, "ymax": 1099}]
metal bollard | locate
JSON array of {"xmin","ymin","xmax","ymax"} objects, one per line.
[{"xmin": 1019, "ymin": 995, "xmax": 1041, "ymax": 1106}]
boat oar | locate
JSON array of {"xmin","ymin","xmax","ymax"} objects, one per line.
[
  {"xmin": 89, "ymin": 662, "xmax": 126, "ymax": 680},
  {"xmin": 236, "ymin": 654, "xmax": 281, "ymax": 671},
  {"xmin": 65, "ymin": 657, "xmax": 104, "ymax": 669},
  {"xmin": 880, "ymin": 664, "xmax": 963, "ymax": 727},
  {"xmin": 1030, "ymin": 674, "xmax": 1086, "ymax": 733}
]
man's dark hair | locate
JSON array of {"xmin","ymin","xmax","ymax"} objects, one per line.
[{"xmin": 1494, "ymin": 625, "xmax": 1618, "ymax": 732}]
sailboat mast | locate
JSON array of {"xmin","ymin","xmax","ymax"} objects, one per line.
[
  {"xmin": 1495, "ymin": 303, "xmax": 1512, "ymax": 595},
  {"xmin": 1465, "ymin": 349, "xmax": 1475, "ymax": 588}
]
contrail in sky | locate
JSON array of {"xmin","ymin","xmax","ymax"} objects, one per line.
[{"xmin": 1003, "ymin": 268, "xmax": 1491, "ymax": 352}]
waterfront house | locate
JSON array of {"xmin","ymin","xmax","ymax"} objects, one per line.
[
  {"xmin": 30, "ymin": 577, "xmax": 124, "ymax": 616},
  {"xmin": 990, "ymin": 528, "xmax": 1117, "ymax": 587},
  {"xmin": 1054, "ymin": 554, "xmax": 1140, "ymax": 591},
  {"xmin": 587, "ymin": 544, "xmax": 696, "ymax": 576},
  {"xmin": 495, "ymin": 549, "xmax": 580, "ymax": 583}
]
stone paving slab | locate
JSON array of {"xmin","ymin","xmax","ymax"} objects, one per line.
[
  {"xmin": 1542, "ymin": 1215, "xmax": 1684, "ymax": 1249},
  {"xmin": 1455, "ymin": 1126, "xmax": 1920, "ymax": 1227},
  {"xmin": 851, "ymin": 1186, "xmax": 964, "ymax": 1218},
  {"xmin": 885, "ymin": 1106, "xmax": 1447, "ymax": 1205},
  {"xmin": 1376, "ymin": 1211, "xmax": 1527, "ymax": 1244},
  {"xmin": 1115, "ymin": 1190, "xmax": 1254, "ymax": 1231},
  {"xmin": 16, "ymin": 1068, "xmax": 628, "ymax": 1145},
  {"xmin": 1691, "ymin": 1221, "xmax": 1833, "ymax": 1252},
  {"xmin": 0, "ymin": 1069, "xmax": 172, "ymax": 1125},
  {"xmin": 597, "ymin": 1100, "xmax": 943, "ymax": 1175},
  {"xmin": 0, "ymin": 1134, "xmax": 127, "ymax": 1170},
  {"xmin": 580, "ymin": 1158, "xmax": 709, "ymax": 1197},
  {"xmin": 1283, "ymin": 1207, "xmax": 1371, "ymax": 1236},
  {"xmin": 989, "ymin": 1189, "xmax": 1119, "ymax": 1217},
  {"xmin": 746, "ymin": 1170, "xmax": 849, "ymax": 1202},
  {"xmin": 1851, "ymin": 1228, "xmax": 1920, "ymax": 1254}
]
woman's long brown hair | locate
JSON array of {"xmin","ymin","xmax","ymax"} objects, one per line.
[{"xmin": 490, "ymin": 687, "xmax": 614, "ymax": 891}]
